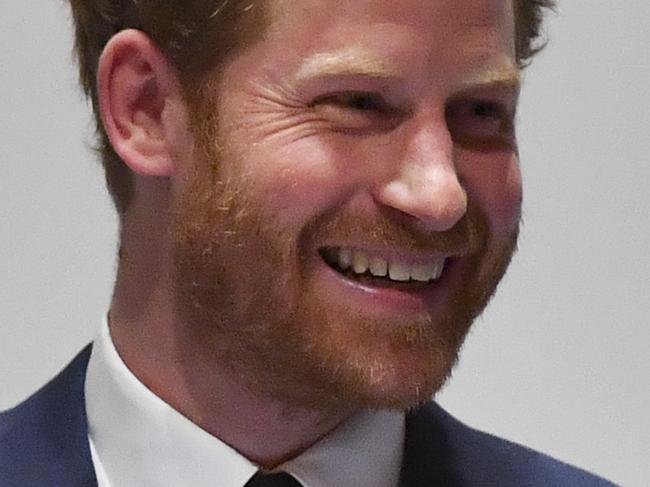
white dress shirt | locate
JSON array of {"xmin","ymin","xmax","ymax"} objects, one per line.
[{"xmin": 85, "ymin": 318, "xmax": 405, "ymax": 486}]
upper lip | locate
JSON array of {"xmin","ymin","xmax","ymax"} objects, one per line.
[{"xmin": 318, "ymin": 245, "xmax": 463, "ymax": 265}]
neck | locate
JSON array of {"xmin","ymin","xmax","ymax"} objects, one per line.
[{"xmin": 109, "ymin": 309, "xmax": 353, "ymax": 469}]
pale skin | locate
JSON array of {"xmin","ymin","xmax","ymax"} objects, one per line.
[{"xmin": 101, "ymin": 0, "xmax": 522, "ymax": 470}]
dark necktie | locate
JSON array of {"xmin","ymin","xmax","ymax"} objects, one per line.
[{"xmin": 244, "ymin": 471, "xmax": 303, "ymax": 487}]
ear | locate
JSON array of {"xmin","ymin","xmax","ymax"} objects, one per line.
[{"xmin": 98, "ymin": 29, "xmax": 188, "ymax": 177}]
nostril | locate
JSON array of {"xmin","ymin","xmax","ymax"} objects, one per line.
[{"xmin": 433, "ymin": 187, "xmax": 468, "ymax": 229}]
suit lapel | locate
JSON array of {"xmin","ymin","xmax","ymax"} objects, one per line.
[
  {"xmin": 3, "ymin": 345, "xmax": 98, "ymax": 486},
  {"xmin": 44, "ymin": 344, "xmax": 99, "ymax": 485},
  {"xmin": 399, "ymin": 402, "xmax": 464, "ymax": 487},
  {"xmin": 50, "ymin": 344, "xmax": 99, "ymax": 486}
]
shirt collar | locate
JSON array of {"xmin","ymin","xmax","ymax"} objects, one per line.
[
  {"xmin": 281, "ymin": 409, "xmax": 404, "ymax": 487},
  {"xmin": 85, "ymin": 317, "xmax": 404, "ymax": 487}
]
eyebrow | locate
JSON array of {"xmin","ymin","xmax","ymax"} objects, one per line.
[
  {"xmin": 292, "ymin": 49, "xmax": 402, "ymax": 83},
  {"xmin": 292, "ymin": 49, "xmax": 521, "ymax": 94},
  {"xmin": 458, "ymin": 64, "xmax": 522, "ymax": 92}
]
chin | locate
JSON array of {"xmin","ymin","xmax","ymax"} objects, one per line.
[
  {"xmin": 289, "ymin": 300, "xmax": 469, "ymax": 412},
  {"xmin": 352, "ymin": 362, "xmax": 457, "ymax": 412}
]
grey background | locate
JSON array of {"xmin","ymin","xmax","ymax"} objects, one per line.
[{"xmin": 1, "ymin": 2, "xmax": 648, "ymax": 485}]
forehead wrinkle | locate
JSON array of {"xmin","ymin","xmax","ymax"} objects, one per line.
[{"xmin": 292, "ymin": 49, "xmax": 401, "ymax": 84}]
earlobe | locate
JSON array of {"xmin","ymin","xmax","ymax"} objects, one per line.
[{"xmin": 98, "ymin": 29, "xmax": 187, "ymax": 177}]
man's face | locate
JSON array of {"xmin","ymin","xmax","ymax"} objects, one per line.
[{"xmin": 171, "ymin": 0, "xmax": 522, "ymax": 411}]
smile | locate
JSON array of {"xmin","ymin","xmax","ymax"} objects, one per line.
[{"xmin": 319, "ymin": 247, "xmax": 447, "ymax": 287}]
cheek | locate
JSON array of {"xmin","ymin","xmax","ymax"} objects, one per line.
[
  {"xmin": 236, "ymin": 138, "xmax": 361, "ymax": 227},
  {"xmin": 459, "ymin": 152, "xmax": 522, "ymax": 235}
]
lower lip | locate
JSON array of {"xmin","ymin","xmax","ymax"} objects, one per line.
[{"xmin": 315, "ymin": 256, "xmax": 458, "ymax": 315}]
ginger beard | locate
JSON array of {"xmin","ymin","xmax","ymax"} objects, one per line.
[{"xmin": 170, "ymin": 127, "xmax": 520, "ymax": 413}]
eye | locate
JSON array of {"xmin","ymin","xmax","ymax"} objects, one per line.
[
  {"xmin": 446, "ymin": 99, "xmax": 516, "ymax": 150},
  {"xmin": 471, "ymin": 101, "xmax": 503, "ymax": 119},
  {"xmin": 310, "ymin": 91, "xmax": 400, "ymax": 133},
  {"xmin": 336, "ymin": 92, "xmax": 385, "ymax": 111}
]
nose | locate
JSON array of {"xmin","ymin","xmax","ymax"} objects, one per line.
[{"xmin": 374, "ymin": 122, "xmax": 467, "ymax": 232}]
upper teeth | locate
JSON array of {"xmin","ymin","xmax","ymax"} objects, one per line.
[{"xmin": 329, "ymin": 248, "xmax": 445, "ymax": 283}]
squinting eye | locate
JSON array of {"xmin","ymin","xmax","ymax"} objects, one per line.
[
  {"xmin": 338, "ymin": 93, "xmax": 384, "ymax": 111},
  {"xmin": 472, "ymin": 101, "xmax": 503, "ymax": 119},
  {"xmin": 315, "ymin": 91, "xmax": 388, "ymax": 112},
  {"xmin": 446, "ymin": 99, "xmax": 515, "ymax": 150},
  {"xmin": 311, "ymin": 91, "xmax": 399, "ymax": 133}
]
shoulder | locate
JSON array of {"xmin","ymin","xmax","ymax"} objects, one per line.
[
  {"xmin": 0, "ymin": 345, "xmax": 95, "ymax": 485},
  {"xmin": 0, "ymin": 345, "xmax": 92, "ymax": 437},
  {"xmin": 403, "ymin": 402, "xmax": 618, "ymax": 487}
]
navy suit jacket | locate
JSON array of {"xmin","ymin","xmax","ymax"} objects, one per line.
[{"xmin": 1, "ymin": 346, "xmax": 617, "ymax": 486}]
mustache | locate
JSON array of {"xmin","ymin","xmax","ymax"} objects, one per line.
[{"xmin": 306, "ymin": 204, "xmax": 489, "ymax": 257}]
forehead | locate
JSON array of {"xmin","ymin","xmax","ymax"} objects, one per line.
[
  {"xmin": 271, "ymin": 0, "xmax": 513, "ymax": 28},
  {"xmin": 263, "ymin": 0, "xmax": 516, "ymax": 86}
]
